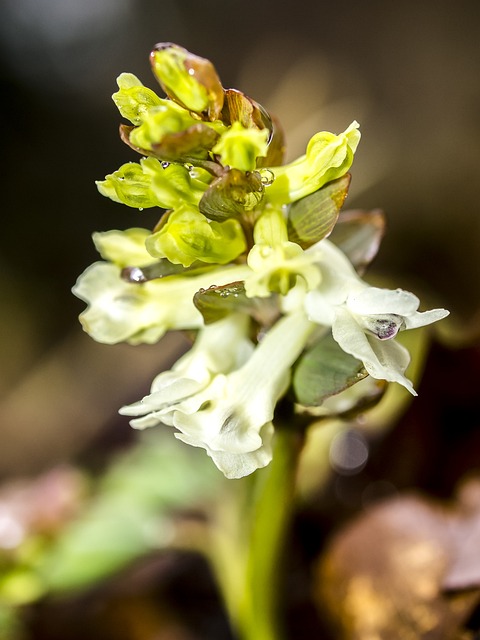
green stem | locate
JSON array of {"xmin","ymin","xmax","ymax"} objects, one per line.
[
  {"xmin": 239, "ymin": 424, "xmax": 303, "ymax": 640},
  {"xmin": 213, "ymin": 416, "xmax": 303, "ymax": 640}
]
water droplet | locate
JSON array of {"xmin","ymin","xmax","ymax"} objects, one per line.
[
  {"xmin": 121, "ymin": 266, "xmax": 147, "ymax": 283},
  {"xmin": 138, "ymin": 207, "xmax": 144, "ymax": 212},
  {"xmin": 259, "ymin": 169, "xmax": 275, "ymax": 186},
  {"xmin": 161, "ymin": 161, "xmax": 170, "ymax": 169},
  {"xmin": 184, "ymin": 162, "xmax": 194, "ymax": 172}
]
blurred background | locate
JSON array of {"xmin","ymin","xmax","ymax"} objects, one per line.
[{"xmin": 0, "ymin": 1, "xmax": 480, "ymax": 638}]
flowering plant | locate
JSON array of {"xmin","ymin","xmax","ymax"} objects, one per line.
[{"xmin": 73, "ymin": 43, "xmax": 448, "ymax": 639}]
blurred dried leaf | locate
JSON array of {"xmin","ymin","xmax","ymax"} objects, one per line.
[
  {"xmin": 328, "ymin": 208, "xmax": 386, "ymax": 274},
  {"xmin": 314, "ymin": 481, "xmax": 480, "ymax": 639}
]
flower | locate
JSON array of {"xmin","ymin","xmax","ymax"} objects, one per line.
[
  {"xmin": 120, "ymin": 313, "xmax": 254, "ymax": 423},
  {"xmin": 74, "ymin": 42, "xmax": 450, "ymax": 480},
  {"xmin": 72, "ymin": 260, "xmax": 251, "ymax": 345},
  {"xmin": 245, "ymin": 205, "xmax": 321, "ymax": 297},
  {"xmin": 264, "ymin": 121, "xmax": 361, "ymax": 205},
  {"xmin": 304, "ymin": 239, "xmax": 449, "ymax": 393},
  {"xmin": 121, "ymin": 311, "xmax": 314, "ymax": 478}
]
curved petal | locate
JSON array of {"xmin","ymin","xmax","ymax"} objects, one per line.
[
  {"xmin": 332, "ymin": 307, "xmax": 415, "ymax": 394},
  {"xmin": 403, "ymin": 308, "xmax": 450, "ymax": 329}
]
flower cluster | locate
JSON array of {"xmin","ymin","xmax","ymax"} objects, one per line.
[{"xmin": 73, "ymin": 44, "xmax": 448, "ymax": 478}]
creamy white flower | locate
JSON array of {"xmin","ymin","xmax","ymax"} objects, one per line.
[
  {"xmin": 121, "ymin": 310, "xmax": 314, "ymax": 478},
  {"xmin": 120, "ymin": 314, "xmax": 254, "ymax": 422},
  {"xmin": 245, "ymin": 241, "xmax": 321, "ymax": 298},
  {"xmin": 304, "ymin": 239, "xmax": 449, "ymax": 394},
  {"xmin": 72, "ymin": 262, "xmax": 251, "ymax": 345}
]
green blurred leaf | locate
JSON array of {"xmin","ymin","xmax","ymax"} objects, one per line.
[
  {"xmin": 39, "ymin": 431, "xmax": 222, "ymax": 593},
  {"xmin": 287, "ymin": 174, "xmax": 351, "ymax": 248},
  {"xmin": 293, "ymin": 332, "xmax": 367, "ymax": 406}
]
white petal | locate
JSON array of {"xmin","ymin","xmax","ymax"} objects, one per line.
[
  {"xmin": 175, "ymin": 423, "xmax": 274, "ymax": 479},
  {"xmin": 403, "ymin": 308, "xmax": 450, "ymax": 329},
  {"xmin": 347, "ymin": 287, "xmax": 420, "ymax": 316}
]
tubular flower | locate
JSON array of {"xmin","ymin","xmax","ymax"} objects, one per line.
[
  {"xmin": 264, "ymin": 121, "xmax": 361, "ymax": 205},
  {"xmin": 73, "ymin": 260, "xmax": 251, "ymax": 345},
  {"xmin": 120, "ymin": 313, "xmax": 254, "ymax": 427},
  {"xmin": 303, "ymin": 239, "xmax": 449, "ymax": 393},
  {"xmin": 121, "ymin": 311, "xmax": 314, "ymax": 478}
]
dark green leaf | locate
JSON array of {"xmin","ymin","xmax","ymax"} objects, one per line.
[
  {"xmin": 193, "ymin": 281, "xmax": 279, "ymax": 326},
  {"xmin": 293, "ymin": 332, "xmax": 367, "ymax": 406},
  {"xmin": 287, "ymin": 174, "xmax": 351, "ymax": 248},
  {"xmin": 328, "ymin": 208, "xmax": 386, "ymax": 273}
]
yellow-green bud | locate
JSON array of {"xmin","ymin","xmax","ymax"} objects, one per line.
[
  {"xmin": 150, "ymin": 43, "xmax": 224, "ymax": 119},
  {"xmin": 212, "ymin": 122, "xmax": 269, "ymax": 172},
  {"xmin": 129, "ymin": 103, "xmax": 198, "ymax": 152},
  {"xmin": 265, "ymin": 121, "xmax": 361, "ymax": 205},
  {"xmin": 112, "ymin": 73, "xmax": 163, "ymax": 125},
  {"xmin": 96, "ymin": 162, "xmax": 158, "ymax": 209},
  {"xmin": 146, "ymin": 208, "xmax": 247, "ymax": 267},
  {"xmin": 92, "ymin": 228, "xmax": 153, "ymax": 267}
]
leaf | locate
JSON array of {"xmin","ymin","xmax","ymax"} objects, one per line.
[
  {"xmin": 193, "ymin": 281, "xmax": 279, "ymax": 326},
  {"xmin": 328, "ymin": 208, "xmax": 386, "ymax": 273},
  {"xmin": 40, "ymin": 431, "xmax": 222, "ymax": 593},
  {"xmin": 293, "ymin": 332, "xmax": 367, "ymax": 406},
  {"xmin": 199, "ymin": 168, "xmax": 264, "ymax": 221},
  {"xmin": 287, "ymin": 174, "xmax": 351, "ymax": 248}
]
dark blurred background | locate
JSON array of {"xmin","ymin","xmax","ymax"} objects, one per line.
[{"xmin": 0, "ymin": 0, "xmax": 479, "ymax": 482}]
